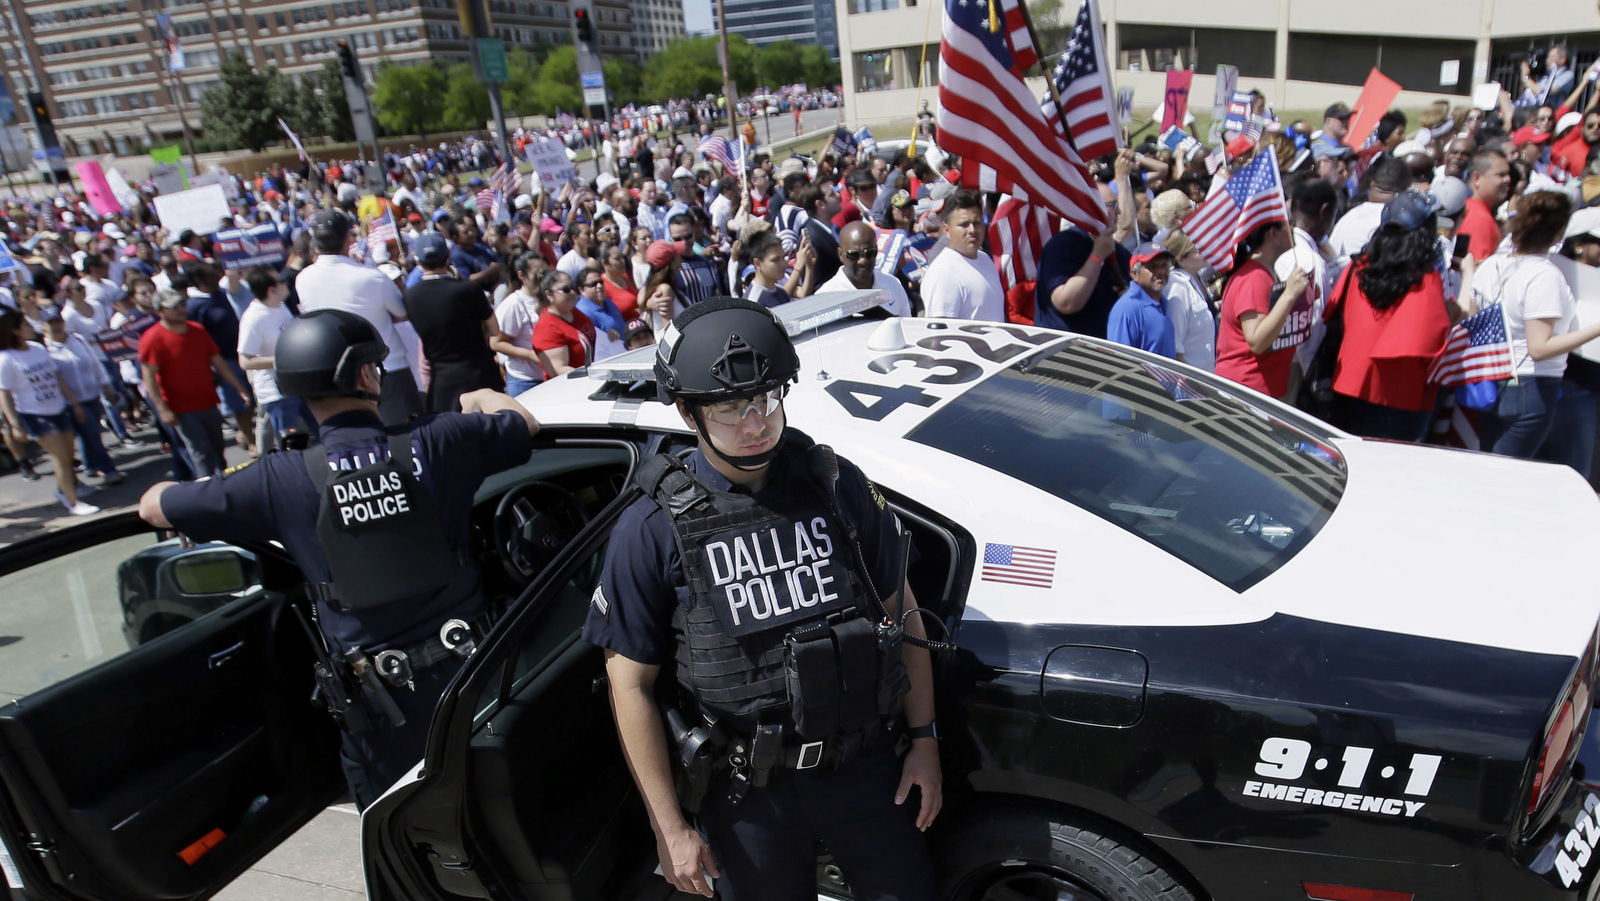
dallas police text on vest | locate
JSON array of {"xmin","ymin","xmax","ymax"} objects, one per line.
[
  {"xmin": 332, "ymin": 471, "xmax": 410, "ymax": 525},
  {"xmin": 706, "ymin": 517, "xmax": 842, "ymax": 630}
]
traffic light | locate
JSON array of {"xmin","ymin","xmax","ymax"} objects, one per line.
[
  {"xmin": 574, "ymin": 8, "xmax": 593, "ymax": 45},
  {"xmin": 337, "ymin": 40, "xmax": 359, "ymax": 80}
]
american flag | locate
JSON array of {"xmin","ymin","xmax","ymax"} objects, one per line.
[
  {"xmin": 492, "ymin": 160, "xmax": 522, "ymax": 197},
  {"xmin": 981, "ymin": 542, "xmax": 1057, "ymax": 589},
  {"xmin": 938, "ymin": 0, "xmax": 1108, "ymax": 231},
  {"xmin": 989, "ymin": 197, "xmax": 1061, "ymax": 290},
  {"xmin": 1183, "ymin": 149, "xmax": 1286, "ymax": 272},
  {"xmin": 367, "ymin": 207, "xmax": 398, "ymax": 244},
  {"xmin": 1140, "ymin": 361, "xmax": 1206, "ymax": 401},
  {"xmin": 1427, "ymin": 302, "xmax": 1515, "ymax": 386},
  {"xmin": 557, "ymin": 111, "xmax": 576, "ymax": 128},
  {"xmin": 475, "ymin": 187, "xmax": 496, "ymax": 212},
  {"xmin": 1204, "ymin": 145, "xmax": 1225, "ymax": 175},
  {"xmin": 698, "ymin": 135, "xmax": 742, "ymax": 179},
  {"xmin": 1040, "ymin": 0, "xmax": 1119, "ymax": 161}
]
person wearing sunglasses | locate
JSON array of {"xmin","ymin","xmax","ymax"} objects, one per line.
[
  {"xmin": 585, "ymin": 298, "xmax": 941, "ymax": 901},
  {"xmin": 574, "ymin": 263, "xmax": 628, "ymax": 361},
  {"xmin": 531, "ymin": 269, "xmax": 595, "ymax": 378},
  {"xmin": 818, "ymin": 220, "xmax": 912, "ymax": 317}
]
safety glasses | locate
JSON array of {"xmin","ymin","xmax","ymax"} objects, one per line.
[{"xmin": 702, "ymin": 386, "xmax": 787, "ymax": 425}]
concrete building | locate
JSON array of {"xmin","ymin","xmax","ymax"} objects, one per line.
[
  {"xmin": 711, "ymin": 0, "xmax": 838, "ymax": 60},
  {"xmin": 839, "ymin": 0, "xmax": 1600, "ymax": 130},
  {"xmin": 634, "ymin": 0, "xmax": 686, "ymax": 55},
  {"xmin": 0, "ymin": 0, "xmax": 650, "ymax": 158}
]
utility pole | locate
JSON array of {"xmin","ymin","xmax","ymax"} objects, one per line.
[
  {"xmin": 572, "ymin": 4, "xmax": 611, "ymax": 130},
  {"xmin": 457, "ymin": 0, "xmax": 513, "ymax": 171},
  {"xmin": 714, "ymin": 0, "xmax": 741, "ymax": 147},
  {"xmin": 2, "ymin": 0, "xmax": 73, "ymax": 187}
]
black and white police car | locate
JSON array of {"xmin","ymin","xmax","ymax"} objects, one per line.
[{"xmin": 0, "ymin": 291, "xmax": 1597, "ymax": 901}]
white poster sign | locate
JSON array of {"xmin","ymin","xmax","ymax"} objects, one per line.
[
  {"xmin": 526, "ymin": 137, "xmax": 578, "ymax": 189},
  {"xmin": 151, "ymin": 183, "xmax": 232, "ymax": 237}
]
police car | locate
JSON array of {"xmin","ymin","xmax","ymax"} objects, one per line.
[{"xmin": 0, "ymin": 291, "xmax": 1597, "ymax": 901}]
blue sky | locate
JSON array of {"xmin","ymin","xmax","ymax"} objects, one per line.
[{"xmin": 684, "ymin": 0, "xmax": 712, "ymax": 33}]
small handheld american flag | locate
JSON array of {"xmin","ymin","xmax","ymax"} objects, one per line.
[
  {"xmin": 697, "ymin": 135, "xmax": 742, "ymax": 180},
  {"xmin": 1183, "ymin": 150, "xmax": 1287, "ymax": 272},
  {"xmin": 1428, "ymin": 302, "xmax": 1516, "ymax": 386}
]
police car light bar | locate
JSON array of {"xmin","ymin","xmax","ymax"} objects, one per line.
[{"xmin": 588, "ymin": 289, "xmax": 889, "ymax": 384}]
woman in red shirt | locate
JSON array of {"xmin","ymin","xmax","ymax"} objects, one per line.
[
  {"xmin": 599, "ymin": 242, "xmax": 640, "ymax": 320},
  {"xmin": 1325, "ymin": 191, "xmax": 1462, "ymax": 442},
  {"xmin": 1214, "ymin": 221, "xmax": 1311, "ymax": 399},
  {"xmin": 532, "ymin": 270, "xmax": 596, "ymax": 379}
]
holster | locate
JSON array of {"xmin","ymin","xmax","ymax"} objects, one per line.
[
  {"xmin": 662, "ymin": 702, "xmax": 726, "ymax": 815},
  {"xmin": 310, "ymin": 660, "xmax": 371, "ymax": 735}
]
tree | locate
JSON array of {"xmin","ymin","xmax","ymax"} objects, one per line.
[
  {"xmin": 640, "ymin": 35, "xmax": 756, "ymax": 104},
  {"xmin": 440, "ymin": 62, "xmax": 492, "ymax": 131},
  {"xmin": 504, "ymin": 47, "xmax": 544, "ymax": 117},
  {"xmin": 372, "ymin": 61, "xmax": 447, "ymax": 142},
  {"xmin": 531, "ymin": 45, "xmax": 581, "ymax": 116},
  {"xmin": 603, "ymin": 57, "xmax": 641, "ymax": 108},
  {"xmin": 799, "ymin": 44, "xmax": 842, "ymax": 88},
  {"xmin": 316, "ymin": 60, "xmax": 355, "ymax": 142},
  {"xmin": 755, "ymin": 41, "xmax": 807, "ymax": 88},
  {"xmin": 198, "ymin": 52, "xmax": 279, "ymax": 151}
]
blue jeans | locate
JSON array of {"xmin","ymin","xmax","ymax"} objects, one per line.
[
  {"xmin": 175, "ymin": 407, "xmax": 228, "ymax": 478},
  {"xmin": 1536, "ymin": 374, "xmax": 1600, "ymax": 481},
  {"xmin": 71, "ymin": 399, "xmax": 118, "ymax": 476},
  {"xmin": 1337, "ymin": 395, "xmax": 1434, "ymax": 443},
  {"xmin": 1481, "ymin": 376, "xmax": 1563, "ymax": 459},
  {"xmin": 504, "ymin": 375, "xmax": 543, "ymax": 397},
  {"xmin": 256, "ymin": 398, "xmax": 316, "ymax": 452},
  {"xmin": 216, "ymin": 359, "xmax": 252, "ymax": 417}
]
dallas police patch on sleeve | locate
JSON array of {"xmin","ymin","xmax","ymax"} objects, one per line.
[
  {"xmin": 868, "ymin": 480, "xmax": 887, "ymax": 510},
  {"xmin": 591, "ymin": 583, "xmax": 609, "ymax": 618}
]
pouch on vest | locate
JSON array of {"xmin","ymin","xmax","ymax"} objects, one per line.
[
  {"xmin": 785, "ymin": 615, "xmax": 881, "ymax": 741},
  {"xmin": 304, "ymin": 429, "xmax": 463, "ymax": 611}
]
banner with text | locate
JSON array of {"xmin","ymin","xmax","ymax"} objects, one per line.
[{"xmin": 213, "ymin": 222, "xmax": 287, "ymax": 270}]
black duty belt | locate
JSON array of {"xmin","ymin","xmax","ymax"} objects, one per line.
[{"xmin": 371, "ymin": 610, "xmax": 499, "ymax": 689}]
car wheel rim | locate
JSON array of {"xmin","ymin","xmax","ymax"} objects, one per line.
[{"xmin": 971, "ymin": 869, "xmax": 1107, "ymax": 901}]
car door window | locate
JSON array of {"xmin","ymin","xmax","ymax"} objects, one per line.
[{"xmin": 0, "ymin": 532, "xmax": 262, "ymax": 697}]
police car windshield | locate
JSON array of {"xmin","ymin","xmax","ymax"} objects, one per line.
[{"xmin": 909, "ymin": 342, "xmax": 1347, "ymax": 591}]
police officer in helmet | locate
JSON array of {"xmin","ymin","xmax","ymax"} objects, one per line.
[
  {"xmin": 583, "ymin": 298, "xmax": 941, "ymax": 900},
  {"xmin": 139, "ymin": 308, "xmax": 540, "ymax": 808}
]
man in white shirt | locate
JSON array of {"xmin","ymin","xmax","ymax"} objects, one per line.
[
  {"xmin": 1275, "ymin": 179, "xmax": 1339, "ymax": 386},
  {"xmin": 1326, "ymin": 157, "xmax": 1410, "ymax": 277},
  {"xmin": 818, "ymin": 221, "xmax": 912, "ymax": 317},
  {"xmin": 921, "ymin": 190, "xmax": 1004, "ymax": 321},
  {"xmin": 236, "ymin": 265, "xmax": 310, "ymax": 453},
  {"xmin": 80, "ymin": 252, "xmax": 123, "ymax": 311},
  {"xmin": 293, "ymin": 209, "xmax": 423, "ymax": 425}
]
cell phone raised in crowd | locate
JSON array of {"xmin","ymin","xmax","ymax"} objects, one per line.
[{"xmin": 1452, "ymin": 233, "xmax": 1472, "ymax": 266}]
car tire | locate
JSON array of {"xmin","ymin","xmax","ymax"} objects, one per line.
[{"xmin": 935, "ymin": 804, "xmax": 1198, "ymax": 901}]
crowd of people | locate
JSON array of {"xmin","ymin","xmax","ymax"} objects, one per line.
[{"xmin": 5, "ymin": 61, "xmax": 1600, "ymax": 516}]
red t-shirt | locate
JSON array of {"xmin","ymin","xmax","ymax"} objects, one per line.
[
  {"xmin": 603, "ymin": 273, "xmax": 640, "ymax": 320},
  {"xmin": 138, "ymin": 320, "xmax": 220, "ymax": 414},
  {"xmin": 1325, "ymin": 266, "xmax": 1452, "ymax": 412},
  {"xmin": 1005, "ymin": 279, "xmax": 1036, "ymax": 325},
  {"xmin": 1214, "ymin": 260, "xmax": 1306, "ymax": 398},
  {"xmin": 1459, "ymin": 197, "xmax": 1502, "ymax": 263},
  {"xmin": 1552, "ymin": 130, "xmax": 1591, "ymax": 178},
  {"xmin": 532, "ymin": 309, "xmax": 595, "ymax": 379}
]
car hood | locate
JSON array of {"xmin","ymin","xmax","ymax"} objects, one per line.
[{"xmin": 1256, "ymin": 437, "xmax": 1600, "ymax": 659}]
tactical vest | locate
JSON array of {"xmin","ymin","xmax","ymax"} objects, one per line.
[
  {"xmin": 640, "ymin": 440, "xmax": 905, "ymax": 739},
  {"xmin": 303, "ymin": 428, "xmax": 464, "ymax": 611}
]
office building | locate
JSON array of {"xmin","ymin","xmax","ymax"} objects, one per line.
[
  {"xmin": 712, "ymin": 0, "xmax": 837, "ymax": 60},
  {"xmin": 838, "ymin": 0, "xmax": 1600, "ymax": 129},
  {"xmin": 634, "ymin": 0, "xmax": 686, "ymax": 55}
]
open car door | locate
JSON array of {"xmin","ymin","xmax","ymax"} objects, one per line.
[
  {"xmin": 0, "ymin": 513, "xmax": 345, "ymax": 901},
  {"xmin": 365, "ymin": 473, "xmax": 665, "ymax": 901}
]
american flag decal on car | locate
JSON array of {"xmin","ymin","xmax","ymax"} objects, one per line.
[{"xmin": 981, "ymin": 543, "xmax": 1057, "ymax": 589}]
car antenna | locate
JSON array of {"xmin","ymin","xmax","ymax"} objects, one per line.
[{"xmin": 813, "ymin": 322, "xmax": 830, "ymax": 381}]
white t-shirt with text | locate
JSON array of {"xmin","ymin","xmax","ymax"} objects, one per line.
[{"xmin": 0, "ymin": 343, "xmax": 67, "ymax": 415}]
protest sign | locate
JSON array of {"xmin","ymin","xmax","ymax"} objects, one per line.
[
  {"xmin": 1555, "ymin": 256, "xmax": 1600, "ymax": 364},
  {"xmin": 104, "ymin": 167, "xmax": 140, "ymax": 209},
  {"xmin": 1116, "ymin": 87, "xmax": 1134, "ymax": 126},
  {"xmin": 75, "ymin": 161, "xmax": 122, "ymax": 216},
  {"xmin": 1162, "ymin": 70, "xmax": 1193, "ymax": 131},
  {"xmin": 526, "ymin": 137, "xmax": 577, "ymax": 189},
  {"xmin": 875, "ymin": 228, "xmax": 907, "ymax": 275},
  {"xmin": 151, "ymin": 162, "xmax": 188, "ymax": 195},
  {"xmin": 1472, "ymin": 82, "xmax": 1501, "ymax": 111},
  {"xmin": 151, "ymin": 183, "xmax": 231, "ymax": 238},
  {"xmin": 1212, "ymin": 65, "xmax": 1238, "ymax": 129},
  {"xmin": 1223, "ymin": 91, "xmax": 1252, "ymax": 133},
  {"xmin": 1160, "ymin": 126, "xmax": 1202, "ymax": 160},
  {"xmin": 95, "ymin": 313, "xmax": 156, "ymax": 364},
  {"xmin": 212, "ymin": 223, "xmax": 287, "ymax": 270},
  {"xmin": 1346, "ymin": 69, "xmax": 1403, "ymax": 150},
  {"xmin": 0, "ymin": 243, "xmax": 22, "ymax": 274}
]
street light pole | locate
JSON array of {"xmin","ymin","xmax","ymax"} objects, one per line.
[{"xmin": 714, "ymin": 0, "xmax": 741, "ymax": 146}]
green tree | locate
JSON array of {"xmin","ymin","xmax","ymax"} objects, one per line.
[
  {"xmin": 754, "ymin": 40, "xmax": 807, "ymax": 88},
  {"xmin": 316, "ymin": 59, "xmax": 355, "ymax": 142},
  {"xmin": 640, "ymin": 35, "xmax": 756, "ymax": 104},
  {"xmin": 198, "ymin": 52, "xmax": 278, "ymax": 151},
  {"xmin": 603, "ymin": 57, "xmax": 641, "ymax": 108},
  {"xmin": 799, "ymin": 44, "xmax": 842, "ymax": 88},
  {"xmin": 504, "ymin": 47, "xmax": 544, "ymax": 117},
  {"xmin": 440, "ymin": 61, "xmax": 493, "ymax": 131},
  {"xmin": 372, "ymin": 60, "xmax": 447, "ymax": 141},
  {"xmin": 531, "ymin": 45, "xmax": 581, "ymax": 116}
]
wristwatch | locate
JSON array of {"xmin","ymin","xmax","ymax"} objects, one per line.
[{"xmin": 907, "ymin": 721, "xmax": 939, "ymax": 741}]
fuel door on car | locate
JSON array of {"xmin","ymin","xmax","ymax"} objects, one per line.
[{"xmin": 1040, "ymin": 645, "xmax": 1149, "ymax": 727}]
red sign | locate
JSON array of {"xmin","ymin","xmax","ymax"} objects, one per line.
[
  {"xmin": 1346, "ymin": 69, "xmax": 1403, "ymax": 150},
  {"xmin": 1162, "ymin": 70, "xmax": 1194, "ymax": 132}
]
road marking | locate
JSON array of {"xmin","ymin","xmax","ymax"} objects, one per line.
[
  {"xmin": 325, "ymin": 804, "xmax": 361, "ymax": 817},
  {"xmin": 67, "ymin": 568, "xmax": 103, "ymax": 662}
]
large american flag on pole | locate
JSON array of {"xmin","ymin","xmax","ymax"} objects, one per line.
[
  {"xmin": 938, "ymin": 0, "xmax": 1108, "ymax": 231},
  {"xmin": 698, "ymin": 135, "xmax": 742, "ymax": 180},
  {"xmin": 1039, "ymin": 0, "xmax": 1120, "ymax": 161},
  {"xmin": 1183, "ymin": 150, "xmax": 1287, "ymax": 272},
  {"xmin": 989, "ymin": 197, "xmax": 1061, "ymax": 290},
  {"xmin": 1427, "ymin": 302, "xmax": 1515, "ymax": 386}
]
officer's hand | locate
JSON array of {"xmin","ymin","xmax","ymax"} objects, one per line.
[
  {"xmin": 657, "ymin": 822, "xmax": 718, "ymax": 897},
  {"xmin": 896, "ymin": 739, "xmax": 943, "ymax": 831}
]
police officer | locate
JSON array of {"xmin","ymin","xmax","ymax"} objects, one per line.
[
  {"xmin": 137, "ymin": 309, "xmax": 539, "ymax": 809},
  {"xmin": 583, "ymin": 298, "xmax": 941, "ymax": 900}
]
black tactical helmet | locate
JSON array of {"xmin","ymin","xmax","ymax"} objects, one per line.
[
  {"xmin": 654, "ymin": 297, "xmax": 799, "ymax": 405},
  {"xmin": 275, "ymin": 309, "xmax": 389, "ymax": 399}
]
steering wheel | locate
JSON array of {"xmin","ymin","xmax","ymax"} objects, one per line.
[{"xmin": 493, "ymin": 481, "xmax": 592, "ymax": 582}]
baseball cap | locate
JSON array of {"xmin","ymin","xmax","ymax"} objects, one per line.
[
  {"xmin": 413, "ymin": 232, "xmax": 450, "ymax": 267},
  {"xmin": 512, "ymin": 209, "xmax": 533, "ymax": 225},
  {"xmin": 513, "ymin": 193, "xmax": 534, "ymax": 210},
  {"xmin": 596, "ymin": 173, "xmax": 619, "ymax": 194},
  {"xmin": 645, "ymin": 240, "xmax": 678, "ymax": 268},
  {"xmin": 1565, "ymin": 206, "xmax": 1600, "ymax": 241},
  {"xmin": 155, "ymin": 290, "xmax": 187, "ymax": 310},
  {"xmin": 1431, "ymin": 176, "xmax": 1471, "ymax": 219},
  {"xmin": 1558, "ymin": 111, "xmax": 1584, "ymax": 136},
  {"xmin": 625, "ymin": 317, "xmax": 654, "ymax": 338},
  {"xmin": 309, "ymin": 208, "xmax": 353, "ymax": 241},
  {"xmin": 1325, "ymin": 103, "xmax": 1352, "ymax": 122},
  {"xmin": 468, "ymin": 176, "xmax": 486, "ymax": 187},
  {"xmin": 407, "ymin": 212, "xmax": 424, "ymax": 224},
  {"xmin": 336, "ymin": 182, "xmax": 360, "ymax": 204},
  {"xmin": 914, "ymin": 181, "xmax": 957, "ymax": 217},
  {"xmin": 888, "ymin": 189, "xmax": 913, "ymax": 209},
  {"xmin": 1380, "ymin": 189, "xmax": 1440, "ymax": 231},
  {"xmin": 1392, "ymin": 140, "xmax": 1429, "ymax": 159},
  {"xmin": 431, "ymin": 208, "xmax": 452, "ymax": 223},
  {"xmin": 1129, "ymin": 241, "xmax": 1173, "ymax": 267},
  {"xmin": 1511, "ymin": 126, "xmax": 1552, "ymax": 146}
]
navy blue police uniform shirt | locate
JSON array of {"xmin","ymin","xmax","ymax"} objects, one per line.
[
  {"xmin": 1034, "ymin": 227, "xmax": 1132, "ymax": 339},
  {"xmin": 582, "ymin": 429, "xmax": 904, "ymax": 669},
  {"xmin": 160, "ymin": 408, "xmax": 533, "ymax": 653}
]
